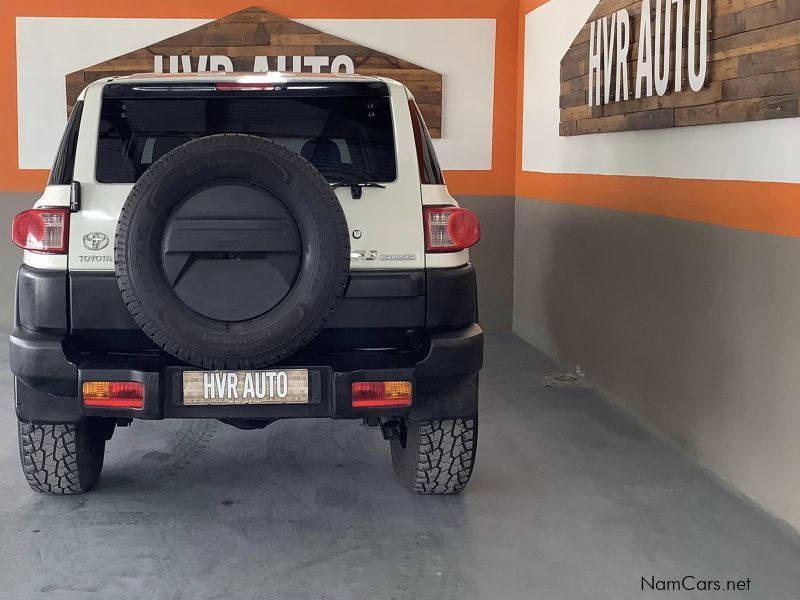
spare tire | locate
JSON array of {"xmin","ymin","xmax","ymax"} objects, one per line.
[{"xmin": 115, "ymin": 134, "xmax": 350, "ymax": 369}]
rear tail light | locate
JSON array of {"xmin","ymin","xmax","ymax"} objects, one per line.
[
  {"xmin": 423, "ymin": 206, "xmax": 481, "ymax": 252},
  {"xmin": 351, "ymin": 381, "xmax": 412, "ymax": 408},
  {"xmin": 12, "ymin": 208, "xmax": 69, "ymax": 253},
  {"xmin": 82, "ymin": 381, "xmax": 144, "ymax": 409}
]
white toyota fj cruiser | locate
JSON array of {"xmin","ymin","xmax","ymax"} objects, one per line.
[{"xmin": 11, "ymin": 72, "xmax": 483, "ymax": 495}]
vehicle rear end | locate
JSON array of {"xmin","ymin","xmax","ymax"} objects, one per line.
[{"xmin": 11, "ymin": 73, "xmax": 483, "ymax": 495}]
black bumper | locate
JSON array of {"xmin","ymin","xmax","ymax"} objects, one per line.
[
  {"xmin": 12, "ymin": 324, "xmax": 482, "ymax": 424},
  {"xmin": 12, "ymin": 264, "xmax": 482, "ymax": 424}
]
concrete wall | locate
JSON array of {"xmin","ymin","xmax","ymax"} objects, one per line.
[
  {"xmin": 0, "ymin": 194, "xmax": 36, "ymax": 331},
  {"xmin": 457, "ymin": 195, "xmax": 514, "ymax": 331},
  {"xmin": 0, "ymin": 193, "xmax": 513, "ymax": 333},
  {"xmin": 515, "ymin": 0, "xmax": 800, "ymax": 533},
  {"xmin": 513, "ymin": 197, "xmax": 800, "ymax": 532}
]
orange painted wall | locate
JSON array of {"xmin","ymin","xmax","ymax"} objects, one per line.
[
  {"xmin": 0, "ymin": 0, "xmax": 518, "ymax": 196},
  {"xmin": 515, "ymin": 0, "xmax": 800, "ymax": 238}
]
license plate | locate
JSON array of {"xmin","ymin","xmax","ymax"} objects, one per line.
[{"xmin": 182, "ymin": 369, "xmax": 309, "ymax": 405}]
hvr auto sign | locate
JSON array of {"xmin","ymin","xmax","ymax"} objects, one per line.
[
  {"xmin": 153, "ymin": 54, "xmax": 356, "ymax": 74},
  {"xmin": 587, "ymin": 0, "xmax": 709, "ymax": 107}
]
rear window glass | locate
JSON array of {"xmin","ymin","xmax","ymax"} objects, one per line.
[
  {"xmin": 409, "ymin": 100, "xmax": 444, "ymax": 185},
  {"xmin": 96, "ymin": 96, "xmax": 396, "ymax": 184},
  {"xmin": 49, "ymin": 100, "xmax": 83, "ymax": 185}
]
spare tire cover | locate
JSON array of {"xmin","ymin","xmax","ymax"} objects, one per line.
[{"xmin": 115, "ymin": 134, "xmax": 350, "ymax": 369}]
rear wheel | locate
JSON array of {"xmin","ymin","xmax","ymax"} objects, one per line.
[
  {"xmin": 390, "ymin": 416, "xmax": 478, "ymax": 494},
  {"xmin": 18, "ymin": 418, "xmax": 113, "ymax": 495}
]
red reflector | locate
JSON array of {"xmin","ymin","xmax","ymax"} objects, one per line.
[
  {"xmin": 423, "ymin": 207, "xmax": 481, "ymax": 253},
  {"xmin": 82, "ymin": 381, "xmax": 144, "ymax": 409},
  {"xmin": 352, "ymin": 381, "xmax": 412, "ymax": 408},
  {"xmin": 12, "ymin": 208, "xmax": 69, "ymax": 253}
]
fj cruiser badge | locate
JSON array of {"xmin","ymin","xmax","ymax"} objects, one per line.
[
  {"xmin": 82, "ymin": 232, "xmax": 109, "ymax": 251},
  {"xmin": 379, "ymin": 254, "xmax": 417, "ymax": 262},
  {"xmin": 351, "ymin": 250, "xmax": 378, "ymax": 261}
]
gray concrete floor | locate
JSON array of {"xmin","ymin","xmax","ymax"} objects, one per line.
[{"xmin": 1, "ymin": 333, "xmax": 799, "ymax": 600}]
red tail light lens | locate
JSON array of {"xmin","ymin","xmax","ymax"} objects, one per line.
[
  {"xmin": 82, "ymin": 381, "xmax": 144, "ymax": 409},
  {"xmin": 423, "ymin": 207, "xmax": 481, "ymax": 252},
  {"xmin": 12, "ymin": 208, "xmax": 69, "ymax": 253},
  {"xmin": 352, "ymin": 381, "xmax": 412, "ymax": 408}
]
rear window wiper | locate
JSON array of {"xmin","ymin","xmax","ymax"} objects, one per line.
[{"xmin": 331, "ymin": 182, "xmax": 387, "ymax": 199}]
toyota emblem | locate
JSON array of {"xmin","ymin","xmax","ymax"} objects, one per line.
[{"xmin": 82, "ymin": 232, "xmax": 109, "ymax": 251}]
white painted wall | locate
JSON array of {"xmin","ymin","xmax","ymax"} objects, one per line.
[
  {"xmin": 521, "ymin": 0, "xmax": 800, "ymax": 183},
  {"xmin": 299, "ymin": 19, "xmax": 496, "ymax": 171},
  {"xmin": 15, "ymin": 18, "xmax": 210, "ymax": 171},
  {"xmin": 16, "ymin": 17, "xmax": 495, "ymax": 172}
]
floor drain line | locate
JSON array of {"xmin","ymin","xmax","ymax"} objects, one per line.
[{"xmin": 542, "ymin": 369, "xmax": 588, "ymax": 388}]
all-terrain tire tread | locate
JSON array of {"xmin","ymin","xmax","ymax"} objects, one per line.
[
  {"xmin": 398, "ymin": 417, "xmax": 478, "ymax": 495},
  {"xmin": 18, "ymin": 422, "xmax": 100, "ymax": 494},
  {"xmin": 114, "ymin": 134, "xmax": 350, "ymax": 370}
]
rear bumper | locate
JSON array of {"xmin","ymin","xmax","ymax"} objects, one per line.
[{"xmin": 12, "ymin": 324, "xmax": 483, "ymax": 424}]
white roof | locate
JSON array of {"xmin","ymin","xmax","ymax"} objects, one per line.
[{"xmin": 105, "ymin": 71, "xmax": 389, "ymax": 85}]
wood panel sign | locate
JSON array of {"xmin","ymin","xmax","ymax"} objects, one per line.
[
  {"xmin": 66, "ymin": 6, "xmax": 443, "ymax": 137},
  {"xmin": 560, "ymin": 0, "xmax": 800, "ymax": 135}
]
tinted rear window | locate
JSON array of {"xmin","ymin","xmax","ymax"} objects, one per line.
[
  {"xmin": 49, "ymin": 101, "xmax": 83, "ymax": 185},
  {"xmin": 96, "ymin": 96, "xmax": 396, "ymax": 184},
  {"xmin": 409, "ymin": 100, "xmax": 444, "ymax": 185}
]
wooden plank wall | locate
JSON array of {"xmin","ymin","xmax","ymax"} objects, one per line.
[
  {"xmin": 66, "ymin": 7, "xmax": 443, "ymax": 137},
  {"xmin": 559, "ymin": 0, "xmax": 800, "ymax": 135}
]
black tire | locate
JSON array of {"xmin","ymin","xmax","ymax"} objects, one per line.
[
  {"xmin": 18, "ymin": 419, "xmax": 110, "ymax": 495},
  {"xmin": 391, "ymin": 416, "xmax": 478, "ymax": 494},
  {"xmin": 115, "ymin": 134, "xmax": 350, "ymax": 369}
]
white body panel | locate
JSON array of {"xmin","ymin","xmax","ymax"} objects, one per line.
[{"xmin": 23, "ymin": 72, "xmax": 466, "ymax": 273}]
